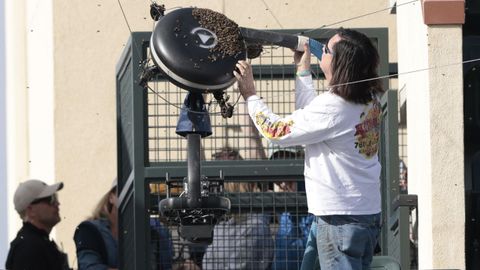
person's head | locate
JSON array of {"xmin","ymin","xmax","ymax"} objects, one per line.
[
  {"xmin": 211, "ymin": 147, "xmax": 243, "ymax": 161},
  {"xmin": 91, "ymin": 178, "xmax": 118, "ymax": 222},
  {"xmin": 320, "ymin": 28, "xmax": 384, "ymax": 104},
  {"xmin": 212, "ymin": 147, "xmax": 259, "ymax": 192},
  {"xmin": 14, "ymin": 179, "xmax": 63, "ymax": 232}
]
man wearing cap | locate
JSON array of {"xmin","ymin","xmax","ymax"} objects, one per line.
[{"xmin": 5, "ymin": 179, "xmax": 70, "ymax": 270}]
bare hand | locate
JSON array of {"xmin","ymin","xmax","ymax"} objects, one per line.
[
  {"xmin": 234, "ymin": 60, "xmax": 256, "ymax": 100},
  {"xmin": 293, "ymin": 43, "xmax": 311, "ymax": 72}
]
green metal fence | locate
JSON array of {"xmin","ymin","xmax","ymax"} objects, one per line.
[{"xmin": 115, "ymin": 28, "xmax": 410, "ymax": 270}]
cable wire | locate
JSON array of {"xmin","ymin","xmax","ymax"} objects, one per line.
[
  {"xmin": 301, "ymin": 0, "xmax": 419, "ymax": 35},
  {"xmin": 117, "ymin": 0, "xmax": 470, "ymax": 119},
  {"xmin": 145, "ymin": 56, "xmax": 480, "ymax": 119},
  {"xmin": 260, "ymin": 0, "xmax": 284, "ymax": 29},
  {"xmin": 242, "ymin": 57, "xmax": 480, "ymax": 104},
  {"xmin": 116, "ymin": 0, "xmax": 133, "ymax": 33}
]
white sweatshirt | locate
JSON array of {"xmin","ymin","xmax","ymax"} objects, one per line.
[{"xmin": 246, "ymin": 75, "xmax": 381, "ymax": 215}]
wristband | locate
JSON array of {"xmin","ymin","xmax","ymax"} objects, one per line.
[{"xmin": 296, "ymin": 70, "xmax": 311, "ymax": 77}]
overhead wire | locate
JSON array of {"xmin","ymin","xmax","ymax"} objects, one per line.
[
  {"xmin": 116, "ymin": 0, "xmax": 150, "ymax": 69},
  {"xmin": 243, "ymin": 57, "xmax": 480, "ymax": 104},
  {"xmin": 260, "ymin": 0, "xmax": 284, "ymax": 29},
  {"xmin": 117, "ymin": 0, "xmax": 134, "ymax": 33},
  {"xmin": 233, "ymin": 0, "xmax": 423, "ymax": 105},
  {"xmin": 237, "ymin": 0, "xmax": 420, "ymax": 111},
  {"xmin": 116, "ymin": 0, "xmax": 476, "ymax": 120},
  {"xmin": 117, "ymin": 0, "xmax": 480, "ymax": 166},
  {"xmin": 116, "ymin": 0, "xmax": 249, "ymax": 116},
  {"xmin": 147, "ymin": 53, "xmax": 480, "ymax": 117},
  {"xmin": 225, "ymin": 56, "xmax": 480, "ymax": 137},
  {"xmin": 116, "ymin": 0, "xmax": 205, "ymax": 114},
  {"xmin": 301, "ymin": 0, "xmax": 419, "ymax": 35},
  {"xmin": 258, "ymin": 0, "xmax": 420, "ymax": 56},
  {"xmin": 115, "ymin": 1, "xmax": 480, "ymax": 176},
  {"xmin": 144, "ymin": 55, "xmax": 480, "ymax": 130}
]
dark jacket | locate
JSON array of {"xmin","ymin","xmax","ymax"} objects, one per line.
[
  {"xmin": 74, "ymin": 219, "xmax": 118, "ymax": 270},
  {"xmin": 74, "ymin": 218, "xmax": 173, "ymax": 270},
  {"xmin": 6, "ymin": 222, "xmax": 70, "ymax": 270}
]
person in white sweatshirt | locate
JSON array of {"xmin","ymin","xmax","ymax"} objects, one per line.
[{"xmin": 234, "ymin": 28, "xmax": 384, "ymax": 270}]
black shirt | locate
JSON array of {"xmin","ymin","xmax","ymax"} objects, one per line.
[{"xmin": 5, "ymin": 222, "xmax": 70, "ymax": 270}]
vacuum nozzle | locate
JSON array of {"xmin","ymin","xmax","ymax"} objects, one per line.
[
  {"xmin": 296, "ymin": 36, "xmax": 324, "ymax": 60},
  {"xmin": 239, "ymin": 28, "xmax": 324, "ymax": 60}
]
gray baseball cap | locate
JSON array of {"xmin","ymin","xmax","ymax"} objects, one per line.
[{"xmin": 14, "ymin": 179, "xmax": 64, "ymax": 213}]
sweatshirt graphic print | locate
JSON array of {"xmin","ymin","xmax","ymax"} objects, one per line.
[{"xmin": 354, "ymin": 100, "xmax": 381, "ymax": 159}]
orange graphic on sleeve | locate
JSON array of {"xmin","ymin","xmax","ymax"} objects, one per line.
[
  {"xmin": 255, "ymin": 112, "xmax": 294, "ymax": 139},
  {"xmin": 354, "ymin": 100, "xmax": 381, "ymax": 159}
]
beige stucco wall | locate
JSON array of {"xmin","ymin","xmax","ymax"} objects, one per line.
[
  {"xmin": 396, "ymin": 0, "xmax": 465, "ymax": 268},
  {"xmin": 51, "ymin": 1, "xmax": 397, "ymax": 265},
  {"xmin": 6, "ymin": 0, "xmax": 399, "ymax": 267}
]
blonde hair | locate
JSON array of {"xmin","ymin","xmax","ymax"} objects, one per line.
[
  {"xmin": 90, "ymin": 186, "xmax": 116, "ymax": 220},
  {"xmin": 224, "ymin": 182, "xmax": 259, "ymax": 193}
]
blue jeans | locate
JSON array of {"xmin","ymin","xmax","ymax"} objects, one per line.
[{"xmin": 301, "ymin": 213, "xmax": 381, "ymax": 270}]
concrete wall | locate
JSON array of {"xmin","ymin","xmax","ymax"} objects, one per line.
[
  {"xmin": 396, "ymin": 0, "xmax": 465, "ymax": 268},
  {"xmin": 4, "ymin": 0, "xmax": 399, "ymax": 267}
]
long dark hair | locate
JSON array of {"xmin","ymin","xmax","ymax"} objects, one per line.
[{"xmin": 329, "ymin": 28, "xmax": 384, "ymax": 104}]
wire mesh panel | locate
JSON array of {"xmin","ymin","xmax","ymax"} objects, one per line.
[
  {"xmin": 144, "ymin": 42, "xmax": 320, "ymax": 269},
  {"xmin": 146, "ymin": 44, "xmax": 325, "ymax": 163},
  {"xmin": 117, "ymin": 28, "xmax": 397, "ymax": 270},
  {"xmin": 148, "ymin": 177, "xmax": 310, "ymax": 270}
]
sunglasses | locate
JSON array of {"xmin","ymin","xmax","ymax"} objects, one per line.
[
  {"xmin": 323, "ymin": 44, "xmax": 332, "ymax": 55},
  {"xmin": 31, "ymin": 193, "xmax": 58, "ymax": 205}
]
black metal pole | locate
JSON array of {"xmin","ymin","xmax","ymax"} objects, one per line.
[{"xmin": 187, "ymin": 133, "xmax": 201, "ymax": 208}]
